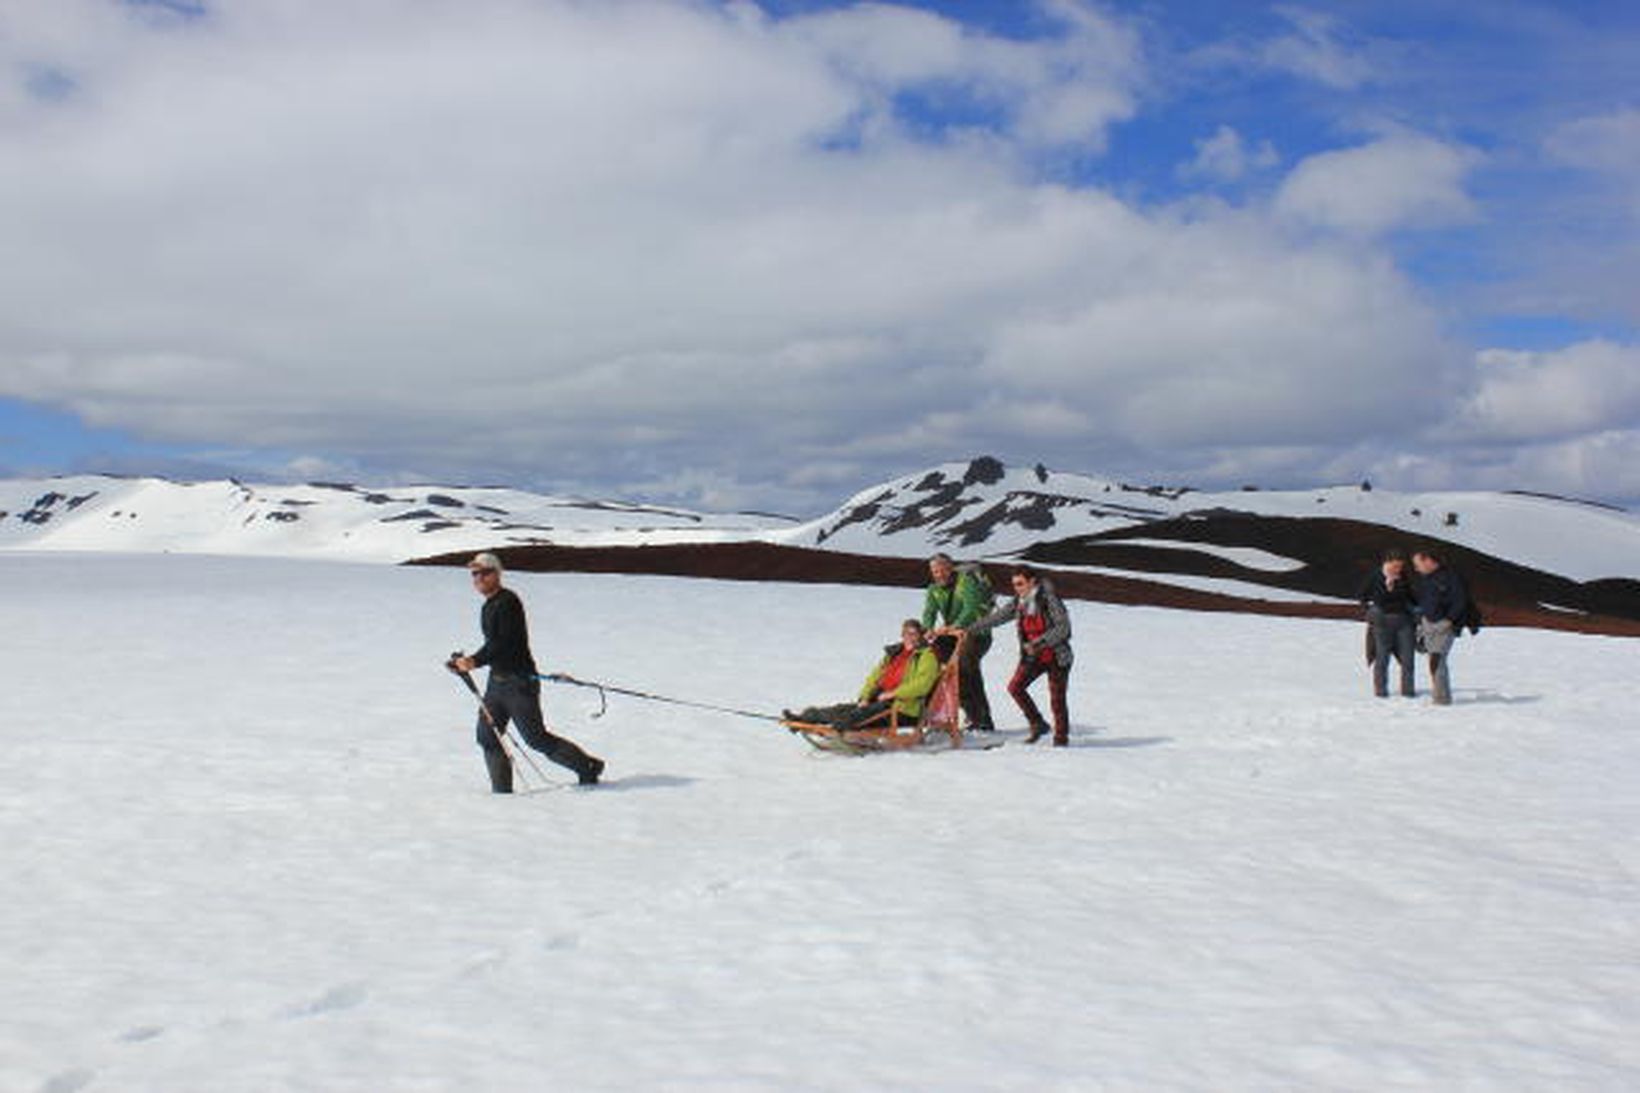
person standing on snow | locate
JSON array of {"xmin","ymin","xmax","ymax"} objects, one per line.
[
  {"xmin": 923, "ymin": 552, "xmax": 996, "ymax": 733},
  {"xmin": 1411, "ymin": 547, "xmax": 1469, "ymax": 707},
  {"xmin": 1359, "ymin": 548, "xmax": 1418, "ymax": 698},
  {"xmin": 450, "ymin": 552, "xmax": 604, "ymax": 791},
  {"xmin": 962, "ymin": 565, "xmax": 1074, "ymax": 746}
]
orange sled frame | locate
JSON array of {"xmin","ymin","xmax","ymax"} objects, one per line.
[{"xmin": 781, "ymin": 643, "xmax": 966, "ymax": 755}]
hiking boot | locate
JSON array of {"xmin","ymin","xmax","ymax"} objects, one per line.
[
  {"xmin": 967, "ymin": 721, "xmax": 996, "ymax": 733},
  {"xmin": 579, "ymin": 758, "xmax": 605, "ymax": 786},
  {"xmin": 1025, "ymin": 720, "xmax": 1050, "ymax": 744}
]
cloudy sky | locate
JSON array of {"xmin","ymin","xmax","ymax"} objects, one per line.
[{"xmin": 2, "ymin": 0, "xmax": 1637, "ymax": 512}]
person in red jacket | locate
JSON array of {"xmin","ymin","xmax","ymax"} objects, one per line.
[{"xmin": 963, "ymin": 565, "xmax": 1074, "ymax": 745}]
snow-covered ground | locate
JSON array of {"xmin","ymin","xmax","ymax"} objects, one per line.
[{"xmin": 2, "ymin": 554, "xmax": 1636, "ymax": 1091}]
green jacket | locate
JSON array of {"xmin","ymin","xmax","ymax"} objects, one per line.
[
  {"xmin": 858, "ymin": 645, "xmax": 942, "ymax": 719},
  {"xmin": 921, "ymin": 568, "xmax": 992, "ymax": 630}
]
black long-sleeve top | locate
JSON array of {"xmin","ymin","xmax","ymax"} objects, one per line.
[
  {"xmin": 1358, "ymin": 570, "xmax": 1418, "ymax": 615},
  {"xmin": 473, "ymin": 587, "xmax": 538, "ymax": 677}
]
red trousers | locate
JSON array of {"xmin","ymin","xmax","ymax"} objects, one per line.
[{"xmin": 1008, "ymin": 657, "xmax": 1069, "ymax": 746}]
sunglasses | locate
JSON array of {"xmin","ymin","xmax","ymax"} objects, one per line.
[{"xmin": 469, "ymin": 568, "xmax": 496, "ymax": 577}]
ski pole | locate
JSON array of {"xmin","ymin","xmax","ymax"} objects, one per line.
[
  {"xmin": 538, "ymin": 672, "xmax": 784, "ymax": 723},
  {"xmin": 446, "ymin": 657, "xmax": 552, "ymax": 789}
]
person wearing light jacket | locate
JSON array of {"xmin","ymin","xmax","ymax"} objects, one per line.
[
  {"xmin": 785, "ymin": 619, "xmax": 941, "ymax": 731},
  {"xmin": 963, "ymin": 565, "xmax": 1074, "ymax": 746}
]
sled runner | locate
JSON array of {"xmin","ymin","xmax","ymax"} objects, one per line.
[{"xmin": 782, "ymin": 649, "xmax": 966, "ymax": 755}]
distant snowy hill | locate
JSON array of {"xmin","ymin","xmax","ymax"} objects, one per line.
[
  {"xmin": 0, "ymin": 475, "xmax": 789, "ymax": 563},
  {"xmin": 6, "ymin": 461, "xmax": 1638, "ymax": 630},
  {"xmin": 756, "ymin": 457, "xmax": 1640, "ymax": 629},
  {"xmin": 780, "ymin": 456, "xmax": 1640, "ymax": 584}
]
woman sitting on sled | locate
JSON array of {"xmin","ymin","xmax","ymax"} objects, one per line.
[{"xmin": 784, "ymin": 619, "xmax": 941, "ymax": 732}]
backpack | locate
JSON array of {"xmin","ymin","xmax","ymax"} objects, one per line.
[{"xmin": 957, "ymin": 563, "xmax": 998, "ymax": 612}]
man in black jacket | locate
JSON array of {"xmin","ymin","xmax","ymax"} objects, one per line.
[
  {"xmin": 451, "ymin": 552, "xmax": 604, "ymax": 791},
  {"xmin": 1412, "ymin": 548, "xmax": 1469, "ymax": 706}
]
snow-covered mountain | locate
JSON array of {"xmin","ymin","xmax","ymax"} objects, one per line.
[
  {"xmin": 779, "ymin": 456, "xmax": 1640, "ymax": 584},
  {"xmin": 6, "ymin": 460, "xmax": 1638, "ymax": 629},
  {"xmin": 748, "ymin": 457, "xmax": 1639, "ymax": 627},
  {"xmin": 0, "ymin": 475, "xmax": 789, "ymax": 562}
]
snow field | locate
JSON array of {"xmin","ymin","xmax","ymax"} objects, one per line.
[{"xmin": 0, "ymin": 555, "xmax": 1636, "ymax": 1091}]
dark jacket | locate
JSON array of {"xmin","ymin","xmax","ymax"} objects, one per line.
[
  {"xmin": 1415, "ymin": 566, "xmax": 1469, "ymax": 625},
  {"xmin": 473, "ymin": 587, "xmax": 538, "ymax": 678},
  {"xmin": 970, "ymin": 579, "xmax": 1073, "ymax": 668},
  {"xmin": 1359, "ymin": 570, "xmax": 1418, "ymax": 615}
]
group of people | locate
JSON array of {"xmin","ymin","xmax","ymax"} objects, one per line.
[
  {"xmin": 453, "ymin": 548, "xmax": 1084, "ymax": 792},
  {"xmin": 452, "ymin": 541, "xmax": 1475, "ymax": 793},
  {"xmin": 786, "ymin": 554, "xmax": 1077, "ymax": 747},
  {"xmin": 1357, "ymin": 546, "xmax": 1471, "ymax": 705}
]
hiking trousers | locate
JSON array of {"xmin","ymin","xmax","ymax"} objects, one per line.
[
  {"xmin": 1369, "ymin": 609, "xmax": 1416, "ymax": 696},
  {"xmin": 1009, "ymin": 657, "xmax": 1069, "ymax": 746},
  {"xmin": 957, "ymin": 632, "xmax": 995, "ymax": 730},
  {"xmin": 477, "ymin": 675, "xmax": 599, "ymax": 792},
  {"xmin": 789, "ymin": 700, "xmax": 894, "ymax": 731},
  {"xmin": 1419, "ymin": 619, "xmax": 1458, "ymax": 706}
]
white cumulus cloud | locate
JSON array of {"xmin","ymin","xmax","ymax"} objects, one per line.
[
  {"xmin": 0, "ymin": 0, "xmax": 1534, "ymax": 508},
  {"xmin": 1180, "ymin": 124, "xmax": 1279, "ymax": 183},
  {"xmin": 1460, "ymin": 340, "xmax": 1640, "ymax": 443},
  {"xmin": 1275, "ymin": 132, "xmax": 1481, "ymax": 236}
]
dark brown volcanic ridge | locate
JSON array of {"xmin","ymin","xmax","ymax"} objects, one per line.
[
  {"xmin": 408, "ymin": 522, "xmax": 1640, "ymax": 637},
  {"xmin": 1025, "ymin": 513, "xmax": 1640, "ymax": 634}
]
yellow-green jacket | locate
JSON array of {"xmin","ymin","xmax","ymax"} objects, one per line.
[{"xmin": 857, "ymin": 645, "xmax": 942, "ymax": 719}]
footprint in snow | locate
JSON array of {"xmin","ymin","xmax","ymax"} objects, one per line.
[
  {"xmin": 39, "ymin": 1069, "xmax": 95, "ymax": 1093},
  {"xmin": 118, "ymin": 1025, "xmax": 164, "ymax": 1043},
  {"xmin": 286, "ymin": 982, "xmax": 368, "ymax": 1019}
]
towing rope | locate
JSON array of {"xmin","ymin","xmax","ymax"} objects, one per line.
[{"xmin": 538, "ymin": 672, "xmax": 784, "ymax": 723}]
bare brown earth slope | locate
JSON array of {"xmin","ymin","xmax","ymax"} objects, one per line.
[{"xmin": 409, "ymin": 514, "xmax": 1640, "ymax": 637}]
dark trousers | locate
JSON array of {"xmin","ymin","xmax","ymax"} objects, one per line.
[
  {"xmin": 1009, "ymin": 657, "xmax": 1069, "ymax": 746},
  {"xmin": 932, "ymin": 632, "xmax": 995, "ymax": 731},
  {"xmin": 1368, "ymin": 609, "xmax": 1416, "ymax": 696},
  {"xmin": 789, "ymin": 700, "xmax": 893, "ymax": 731},
  {"xmin": 958, "ymin": 632, "xmax": 994, "ymax": 730},
  {"xmin": 477, "ymin": 676, "xmax": 598, "ymax": 792}
]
